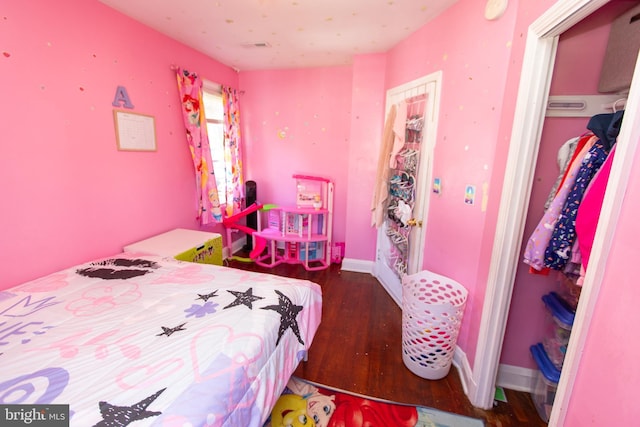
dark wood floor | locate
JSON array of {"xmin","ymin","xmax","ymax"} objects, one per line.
[{"xmin": 225, "ymin": 257, "xmax": 547, "ymax": 426}]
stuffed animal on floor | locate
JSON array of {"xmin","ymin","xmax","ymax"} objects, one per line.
[
  {"xmin": 269, "ymin": 393, "xmax": 315, "ymax": 427},
  {"xmin": 266, "ymin": 378, "xmax": 336, "ymax": 427}
]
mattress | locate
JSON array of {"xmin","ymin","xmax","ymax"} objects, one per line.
[{"xmin": 0, "ymin": 253, "xmax": 322, "ymax": 426}]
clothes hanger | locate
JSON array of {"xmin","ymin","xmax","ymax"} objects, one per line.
[{"xmin": 612, "ymin": 97, "xmax": 626, "ymax": 113}]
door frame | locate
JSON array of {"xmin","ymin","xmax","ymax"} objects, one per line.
[
  {"xmin": 373, "ymin": 71, "xmax": 442, "ymax": 306},
  {"xmin": 472, "ymin": 1, "xmax": 640, "ymax": 424}
]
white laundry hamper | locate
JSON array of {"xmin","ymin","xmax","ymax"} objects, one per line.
[{"xmin": 401, "ymin": 269, "xmax": 468, "ymax": 380}]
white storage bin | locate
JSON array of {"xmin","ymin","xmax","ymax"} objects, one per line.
[
  {"xmin": 124, "ymin": 228, "xmax": 223, "ymax": 265},
  {"xmin": 401, "ymin": 270, "xmax": 468, "ymax": 380}
]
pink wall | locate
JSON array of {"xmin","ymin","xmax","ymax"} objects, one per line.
[
  {"xmin": 0, "ymin": 0, "xmax": 237, "ymax": 288},
  {"xmin": 344, "ymin": 54, "xmax": 387, "ymax": 261},
  {"xmin": 238, "ymin": 67, "xmax": 353, "ymax": 244},
  {"xmin": 564, "ymin": 138, "xmax": 640, "ymax": 425},
  {"xmin": 382, "ymin": 0, "xmax": 520, "ymax": 366}
]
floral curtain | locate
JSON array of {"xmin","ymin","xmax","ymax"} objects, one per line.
[
  {"xmin": 222, "ymin": 86, "xmax": 244, "ymax": 217},
  {"xmin": 176, "ymin": 68, "xmax": 222, "ymax": 224}
]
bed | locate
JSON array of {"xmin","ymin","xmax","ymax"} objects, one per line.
[{"xmin": 0, "ymin": 253, "xmax": 322, "ymax": 426}]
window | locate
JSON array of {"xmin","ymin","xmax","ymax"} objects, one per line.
[{"xmin": 202, "ymin": 84, "xmax": 227, "ymax": 205}]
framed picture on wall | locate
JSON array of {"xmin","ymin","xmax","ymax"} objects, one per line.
[{"xmin": 113, "ymin": 110, "xmax": 157, "ymax": 152}]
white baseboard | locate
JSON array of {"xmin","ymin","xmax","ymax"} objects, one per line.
[
  {"xmin": 453, "ymin": 345, "xmax": 474, "ymax": 397},
  {"xmin": 455, "ymin": 353, "xmax": 536, "ymax": 403},
  {"xmin": 496, "ymin": 364, "xmax": 537, "ymax": 393},
  {"xmin": 340, "ymin": 258, "xmax": 374, "ymax": 274}
]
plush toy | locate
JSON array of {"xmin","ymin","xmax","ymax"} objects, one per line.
[
  {"xmin": 270, "ymin": 378, "xmax": 335, "ymax": 427},
  {"xmin": 270, "ymin": 393, "xmax": 315, "ymax": 427}
]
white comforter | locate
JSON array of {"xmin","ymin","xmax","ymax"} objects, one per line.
[{"xmin": 0, "ymin": 253, "xmax": 322, "ymax": 426}]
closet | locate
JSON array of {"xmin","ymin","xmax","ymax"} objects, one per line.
[
  {"xmin": 522, "ymin": 105, "xmax": 623, "ymax": 422},
  {"xmin": 499, "ymin": 0, "xmax": 639, "ymax": 422}
]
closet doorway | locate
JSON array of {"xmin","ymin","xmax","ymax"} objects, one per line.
[
  {"xmin": 474, "ymin": 0, "xmax": 640, "ymax": 424},
  {"xmin": 373, "ymin": 71, "xmax": 442, "ymax": 306}
]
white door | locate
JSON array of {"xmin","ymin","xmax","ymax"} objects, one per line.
[{"xmin": 373, "ymin": 72, "xmax": 442, "ymax": 306}]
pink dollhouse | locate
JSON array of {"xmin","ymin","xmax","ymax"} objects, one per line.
[{"xmin": 253, "ymin": 175, "xmax": 334, "ymax": 271}]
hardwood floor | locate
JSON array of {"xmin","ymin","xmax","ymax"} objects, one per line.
[{"xmin": 225, "ymin": 258, "xmax": 547, "ymax": 426}]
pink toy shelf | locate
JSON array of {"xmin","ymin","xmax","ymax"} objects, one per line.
[{"xmin": 253, "ymin": 174, "xmax": 334, "ymax": 271}]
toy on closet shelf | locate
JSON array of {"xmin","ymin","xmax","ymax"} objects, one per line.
[{"xmin": 252, "ymin": 174, "xmax": 334, "ymax": 271}]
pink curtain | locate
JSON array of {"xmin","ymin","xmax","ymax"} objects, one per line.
[
  {"xmin": 222, "ymin": 86, "xmax": 244, "ymax": 217},
  {"xmin": 176, "ymin": 68, "xmax": 222, "ymax": 224}
]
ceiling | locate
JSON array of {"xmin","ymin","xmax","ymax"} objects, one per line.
[{"xmin": 99, "ymin": 0, "xmax": 459, "ymax": 71}]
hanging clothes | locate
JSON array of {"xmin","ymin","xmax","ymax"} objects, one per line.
[
  {"xmin": 547, "ymin": 133, "xmax": 594, "ymax": 208},
  {"xmin": 586, "ymin": 110, "xmax": 624, "ymax": 151},
  {"xmin": 523, "ymin": 135, "xmax": 597, "ymax": 271},
  {"xmin": 543, "ymin": 110, "xmax": 624, "ymax": 270},
  {"xmin": 575, "ymin": 144, "xmax": 617, "ymax": 269},
  {"xmin": 562, "ymin": 239, "xmax": 583, "ymax": 280},
  {"xmin": 389, "ymin": 100, "xmax": 408, "ymax": 168},
  {"xmin": 371, "ymin": 104, "xmax": 397, "ymax": 227},
  {"xmin": 544, "ymin": 139, "xmax": 610, "ymax": 270},
  {"xmin": 569, "ymin": 145, "xmax": 616, "ymax": 287},
  {"xmin": 543, "ymin": 136, "xmax": 580, "ymax": 211}
]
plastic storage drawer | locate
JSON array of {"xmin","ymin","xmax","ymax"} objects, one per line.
[
  {"xmin": 542, "ymin": 292, "xmax": 575, "ymax": 369},
  {"xmin": 530, "ymin": 343, "xmax": 561, "ymax": 423}
]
